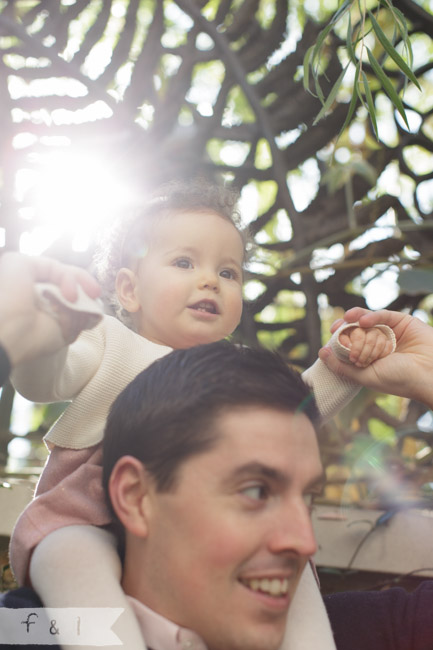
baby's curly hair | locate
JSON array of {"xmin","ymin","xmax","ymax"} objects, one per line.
[{"xmin": 94, "ymin": 178, "xmax": 248, "ymax": 326}]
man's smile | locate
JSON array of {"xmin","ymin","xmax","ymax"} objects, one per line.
[{"xmin": 239, "ymin": 576, "xmax": 290, "ymax": 598}]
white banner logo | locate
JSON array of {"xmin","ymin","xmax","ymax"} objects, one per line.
[{"xmin": 0, "ymin": 608, "xmax": 124, "ymax": 645}]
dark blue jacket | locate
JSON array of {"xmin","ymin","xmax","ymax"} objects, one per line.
[{"xmin": 324, "ymin": 580, "xmax": 433, "ymax": 650}]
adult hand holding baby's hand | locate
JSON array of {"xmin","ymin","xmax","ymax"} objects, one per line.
[
  {"xmin": 320, "ymin": 307, "xmax": 433, "ymax": 409},
  {"xmin": 0, "ymin": 252, "xmax": 101, "ymax": 366},
  {"xmin": 339, "ymin": 325, "xmax": 395, "ymax": 368}
]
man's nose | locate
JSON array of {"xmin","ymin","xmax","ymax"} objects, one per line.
[{"xmin": 268, "ymin": 499, "xmax": 318, "ymax": 558}]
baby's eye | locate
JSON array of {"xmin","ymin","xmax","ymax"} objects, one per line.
[
  {"xmin": 220, "ymin": 268, "xmax": 238, "ymax": 280},
  {"xmin": 241, "ymin": 484, "xmax": 268, "ymax": 501},
  {"xmin": 174, "ymin": 258, "xmax": 193, "ymax": 269}
]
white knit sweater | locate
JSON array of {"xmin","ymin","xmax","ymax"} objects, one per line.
[
  {"xmin": 12, "ymin": 314, "xmax": 171, "ymax": 448},
  {"xmin": 12, "ymin": 304, "xmax": 395, "ymax": 449}
]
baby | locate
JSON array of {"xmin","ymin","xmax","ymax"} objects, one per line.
[{"xmin": 10, "ymin": 179, "xmax": 395, "ymax": 650}]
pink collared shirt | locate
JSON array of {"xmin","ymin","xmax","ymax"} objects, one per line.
[{"xmin": 127, "ymin": 595, "xmax": 208, "ymax": 650}]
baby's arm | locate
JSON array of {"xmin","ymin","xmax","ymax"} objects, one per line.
[
  {"xmin": 0, "ymin": 253, "xmax": 101, "ymax": 367},
  {"xmin": 302, "ymin": 321, "xmax": 396, "ymax": 422},
  {"xmin": 11, "ymin": 283, "xmax": 104, "ymax": 404},
  {"xmin": 30, "ymin": 526, "xmax": 146, "ymax": 650}
]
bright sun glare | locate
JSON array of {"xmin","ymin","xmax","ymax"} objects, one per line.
[{"xmin": 17, "ymin": 150, "xmax": 139, "ymax": 256}]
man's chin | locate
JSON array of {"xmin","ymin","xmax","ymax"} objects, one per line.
[{"xmin": 205, "ymin": 621, "xmax": 286, "ymax": 650}]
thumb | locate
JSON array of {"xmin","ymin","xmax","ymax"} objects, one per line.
[{"xmin": 318, "ymin": 346, "xmax": 361, "ymax": 382}]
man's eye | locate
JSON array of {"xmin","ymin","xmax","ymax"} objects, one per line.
[
  {"xmin": 242, "ymin": 485, "xmax": 267, "ymax": 501},
  {"xmin": 174, "ymin": 258, "xmax": 193, "ymax": 269},
  {"xmin": 220, "ymin": 268, "xmax": 237, "ymax": 280}
]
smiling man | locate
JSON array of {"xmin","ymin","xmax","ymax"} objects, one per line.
[{"xmin": 102, "ymin": 340, "xmax": 327, "ymax": 650}]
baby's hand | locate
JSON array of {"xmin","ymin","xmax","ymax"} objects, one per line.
[{"xmin": 339, "ymin": 326, "xmax": 394, "ymax": 368}]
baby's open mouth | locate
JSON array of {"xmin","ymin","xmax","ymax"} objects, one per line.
[{"xmin": 189, "ymin": 300, "xmax": 219, "ymax": 314}]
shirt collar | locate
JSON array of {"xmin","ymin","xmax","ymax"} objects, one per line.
[{"xmin": 127, "ymin": 595, "xmax": 208, "ymax": 650}]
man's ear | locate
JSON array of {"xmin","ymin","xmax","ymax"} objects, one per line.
[
  {"xmin": 108, "ymin": 455, "xmax": 152, "ymax": 538},
  {"xmin": 115, "ymin": 268, "xmax": 140, "ymax": 313}
]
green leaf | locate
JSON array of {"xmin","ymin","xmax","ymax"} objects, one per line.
[
  {"xmin": 367, "ymin": 48, "xmax": 409, "ymax": 128},
  {"xmin": 314, "ymin": 75, "xmax": 326, "ymax": 105},
  {"xmin": 368, "ymin": 11, "xmax": 421, "ymax": 90},
  {"xmin": 361, "ymin": 70, "xmax": 378, "ymax": 139},
  {"xmin": 303, "ymin": 45, "xmax": 314, "ymax": 92},
  {"xmin": 338, "ymin": 64, "xmax": 361, "ymax": 135},
  {"xmin": 346, "ymin": 12, "xmax": 357, "ymax": 64},
  {"xmin": 385, "ymin": 3, "xmax": 409, "ymax": 40},
  {"xmin": 331, "ymin": 0, "xmax": 353, "ymax": 26},
  {"xmin": 404, "ymin": 38, "xmax": 414, "ymax": 70},
  {"xmin": 311, "ymin": 22, "xmax": 335, "ymax": 70},
  {"xmin": 313, "ymin": 64, "xmax": 349, "ymax": 124}
]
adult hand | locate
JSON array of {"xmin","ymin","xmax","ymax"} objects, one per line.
[
  {"xmin": 0, "ymin": 253, "xmax": 101, "ymax": 367},
  {"xmin": 319, "ymin": 307, "xmax": 433, "ymax": 410}
]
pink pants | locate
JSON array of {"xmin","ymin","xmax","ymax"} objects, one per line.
[{"xmin": 9, "ymin": 444, "xmax": 112, "ymax": 586}]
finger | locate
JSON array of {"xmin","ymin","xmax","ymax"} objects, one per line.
[
  {"xmin": 330, "ymin": 318, "xmax": 344, "ymax": 333},
  {"xmin": 29, "ymin": 257, "xmax": 66, "ymax": 285},
  {"xmin": 59, "ymin": 267, "xmax": 101, "ymax": 302},
  {"xmin": 338, "ymin": 332, "xmax": 352, "ymax": 349},
  {"xmin": 31, "ymin": 258, "xmax": 100, "ymax": 302},
  {"xmin": 378, "ymin": 338, "xmax": 394, "ymax": 359},
  {"xmin": 319, "ymin": 347, "xmax": 364, "ymax": 382},
  {"xmin": 343, "ymin": 308, "xmax": 408, "ymax": 345},
  {"xmin": 343, "ymin": 328, "xmax": 367, "ymax": 362},
  {"xmin": 356, "ymin": 309, "xmax": 404, "ymax": 331},
  {"xmin": 355, "ymin": 333, "xmax": 386, "ymax": 367},
  {"xmin": 343, "ymin": 307, "xmax": 401, "ymax": 330},
  {"xmin": 355, "ymin": 330, "xmax": 388, "ymax": 367},
  {"xmin": 342, "ymin": 307, "xmax": 370, "ymax": 323}
]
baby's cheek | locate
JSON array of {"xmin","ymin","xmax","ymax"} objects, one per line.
[
  {"xmin": 155, "ymin": 289, "xmax": 180, "ymax": 315},
  {"xmin": 229, "ymin": 292, "xmax": 243, "ymax": 324}
]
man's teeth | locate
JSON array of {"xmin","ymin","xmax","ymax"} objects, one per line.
[{"xmin": 243, "ymin": 578, "xmax": 289, "ymax": 596}]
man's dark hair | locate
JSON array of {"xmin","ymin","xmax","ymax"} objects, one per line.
[{"xmin": 102, "ymin": 341, "xmax": 320, "ymax": 504}]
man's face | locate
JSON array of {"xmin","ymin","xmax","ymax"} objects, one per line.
[
  {"xmin": 123, "ymin": 406, "xmax": 323, "ymax": 650},
  {"xmin": 127, "ymin": 210, "xmax": 244, "ymax": 349}
]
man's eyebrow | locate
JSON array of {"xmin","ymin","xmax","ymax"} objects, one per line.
[
  {"xmin": 229, "ymin": 462, "xmax": 326, "ymax": 493},
  {"xmin": 229, "ymin": 462, "xmax": 288, "ymax": 485}
]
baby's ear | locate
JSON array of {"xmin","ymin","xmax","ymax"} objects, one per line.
[{"xmin": 116, "ymin": 268, "xmax": 140, "ymax": 313}]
